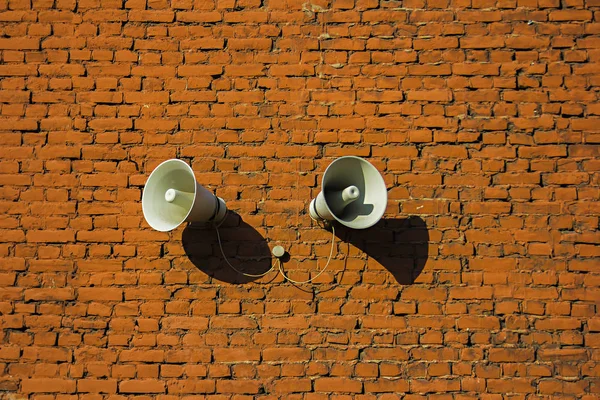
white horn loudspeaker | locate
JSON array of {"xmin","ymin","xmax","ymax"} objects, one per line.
[
  {"xmin": 309, "ymin": 156, "xmax": 387, "ymax": 229},
  {"xmin": 142, "ymin": 159, "xmax": 227, "ymax": 232}
]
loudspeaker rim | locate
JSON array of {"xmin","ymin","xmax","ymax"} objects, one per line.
[
  {"xmin": 319, "ymin": 156, "xmax": 387, "ymax": 229},
  {"xmin": 142, "ymin": 159, "xmax": 197, "ymax": 232}
]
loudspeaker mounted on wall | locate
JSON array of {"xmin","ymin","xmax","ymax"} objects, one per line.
[
  {"xmin": 142, "ymin": 159, "xmax": 227, "ymax": 232},
  {"xmin": 140, "ymin": 156, "xmax": 387, "ymax": 284},
  {"xmin": 309, "ymin": 156, "xmax": 387, "ymax": 229}
]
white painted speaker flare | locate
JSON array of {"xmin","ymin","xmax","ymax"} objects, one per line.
[
  {"xmin": 309, "ymin": 156, "xmax": 387, "ymax": 229},
  {"xmin": 142, "ymin": 159, "xmax": 227, "ymax": 232}
]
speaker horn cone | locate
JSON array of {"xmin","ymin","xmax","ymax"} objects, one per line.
[
  {"xmin": 142, "ymin": 159, "xmax": 227, "ymax": 232},
  {"xmin": 309, "ymin": 156, "xmax": 387, "ymax": 230}
]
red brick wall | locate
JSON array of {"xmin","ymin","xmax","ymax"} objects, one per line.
[{"xmin": 1, "ymin": 0, "xmax": 599, "ymax": 398}]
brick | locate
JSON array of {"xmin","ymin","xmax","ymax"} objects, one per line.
[
  {"xmin": 543, "ymin": 173, "xmax": 589, "ymax": 185},
  {"xmin": 493, "ymin": 173, "xmax": 540, "ymax": 185},
  {"xmin": 77, "ymin": 260, "xmax": 122, "ymax": 272},
  {"xmin": 363, "ymin": 10, "xmax": 407, "ymax": 22},
  {"xmin": 272, "ymin": 378, "xmax": 312, "ymax": 393},
  {"xmin": 165, "ymin": 349, "xmax": 211, "ymax": 363},
  {"xmin": 22, "ymin": 379, "xmax": 76, "ymax": 393},
  {"xmin": 228, "ymin": 38, "xmax": 272, "ymax": 50},
  {"xmin": 506, "ymin": 37, "xmax": 550, "ymax": 50},
  {"xmin": 311, "ymin": 315, "xmax": 358, "ymax": 330},
  {"xmin": 26, "ymin": 230, "xmax": 75, "ymax": 243},
  {"xmin": 177, "ymin": 65, "xmax": 223, "ymax": 76},
  {"xmin": 457, "ymin": 316, "xmax": 500, "ymax": 330},
  {"xmin": 269, "ymin": 64, "xmax": 314, "ymax": 76},
  {"xmin": 225, "ymin": 64, "xmax": 265, "ymax": 76},
  {"xmin": 314, "ymin": 377, "xmax": 362, "ymax": 393},
  {"xmin": 77, "ymin": 379, "xmax": 118, "ymax": 393},
  {"xmin": 449, "ymin": 287, "xmax": 494, "ymax": 299},
  {"xmin": 538, "ymin": 349, "xmax": 588, "ymax": 361},
  {"xmin": 216, "ymin": 380, "xmax": 261, "ymax": 394},
  {"xmin": 408, "ymin": 64, "xmax": 452, "ymax": 76},
  {"xmin": 260, "ymin": 316, "xmax": 310, "ymax": 329},
  {"xmin": 129, "ymin": 11, "xmax": 174, "ymax": 22},
  {"xmin": 0, "ymin": 38, "xmax": 39, "ymax": 49},
  {"xmin": 161, "ymin": 316, "xmax": 209, "ymax": 330},
  {"xmin": 461, "ymin": 36, "xmax": 504, "ymax": 49},
  {"xmin": 0, "ymin": 229, "xmax": 25, "ymax": 242},
  {"xmin": 167, "ymin": 379, "xmax": 216, "ymax": 394},
  {"xmin": 366, "ymin": 38, "xmax": 411, "ymax": 50},
  {"xmin": 177, "ymin": 12, "xmax": 222, "ymax": 23},
  {"xmin": 549, "ymin": 10, "xmax": 592, "ymax": 21},
  {"xmin": 119, "ymin": 379, "xmax": 165, "ymax": 393},
  {"xmin": 0, "ymin": 90, "xmax": 30, "ymax": 103},
  {"xmin": 78, "ymin": 288, "xmax": 123, "ymax": 301},
  {"xmin": 410, "ymin": 10, "xmax": 453, "ymax": 22},
  {"xmin": 358, "ymin": 91, "xmax": 403, "ymax": 102},
  {"xmin": 363, "ymin": 348, "xmax": 410, "ymax": 361},
  {"xmin": 0, "ymin": 346, "xmax": 22, "ymax": 361},
  {"xmin": 81, "ymin": 173, "xmax": 129, "ymax": 187},
  {"xmin": 569, "ymin": 260, "xmax": 598, "ymax": 272},
  {"xmin": 213, "ymin": 348, "xmax": 261, "ymax": 362},
  {"xmin": 406, "ymin": 90, "xmax": 452, "ymax": 102},
  {"xmin": 0, "ymin": 64, "xmax": 38, "ymax": 76},
  {"xmin": 487, "ymin": 378, "xmax": 535, "ymax": 394},
  {"xmin": 453, "ymin": 63, "xmax": 500, "ymax": 76},
  {"xmin": 88, "ymin": 118, "xmax": 132, "ymax": 131},
  {"xmin": 364, "ymin": 379, "xmax": 409, "ymax": 393},
  {"xmin": 131, "ymin": 66, "xmax": 176, "ymax": 77},
  {"xmin": 125, "ymin": 288, "xmax": 171, "ymax": 300},
  {"xmin": 457, "ymin": 11, "xmax": 501, "ymax": 22},
  {"xmin": 464, "ymin": 202, "xmax": 511, "ymax": 214},
  {"xmin": 413, "ymin": 37, "xmax": 458, "ymax": 50},
  {"xmin": 411, "ymin": 379, "xmax": 461, "ymax": 393},
  {"xmin": 535, "ymin": 318, "xmax": 582, "ymax": 330},
  {"xmin": 263, "ymin": 347, "xmax": 310, "ymax": 361},
  {"xmin": 361, "ymin": 316, "xmax": 407, "ymax": 329},
  {"xmin": 211, "ymin": 316, "xmax": 258, "ymax": 329},
  {"xmin": 120, "ymin": 349, "xmax": 164, "ymax": 362},
  {"xmin": 488, "ymin": 348, "xmax": 535, "ymax": 362},
  {"xmin": 24, "ymin": 288, "xmax": 74, "ymax": 301}
]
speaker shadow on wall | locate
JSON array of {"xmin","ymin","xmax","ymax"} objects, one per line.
[
  {"xmin": 335, "ymin": 216, "xmax": 430, "ymax": 284},
  {"xmin": 182, "ymin": 211, "xmax": 273, "ymax": 284}
]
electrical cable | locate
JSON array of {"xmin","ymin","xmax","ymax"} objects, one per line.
[
  {"xmin": 215, "ymin": 225, "xmax": 276, "ymax": 278},
  {"xmin": 277, "ymin": 225, "xmax": 336, "ymax": 284},
  {"xmin": 214, "ymin": 157, "xmax": 337, "ymax": 283},
  {"xmin": 215, "ymin": 222, "xmax": 336, "ymax": 283}
]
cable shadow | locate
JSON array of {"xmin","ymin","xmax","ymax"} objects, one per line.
[
  {"xmin": 334, "ymin": 216, "xmax": 430, "ymax": 284},
  {"xmin": 182, "ymin": 211, "xmax": 273, "ymax": 284}
]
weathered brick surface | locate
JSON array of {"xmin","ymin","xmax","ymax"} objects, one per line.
[{"xmin": 1, "ymin": 0, "xmax": 599, "ymax": 398}]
